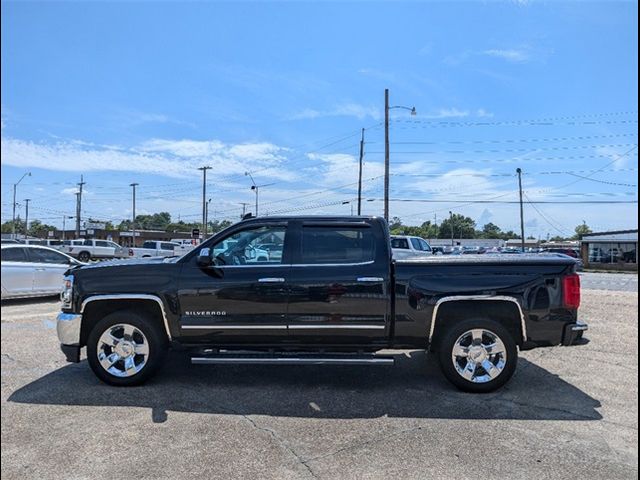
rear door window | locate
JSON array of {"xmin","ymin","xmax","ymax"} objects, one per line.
[
  {"xmin": 1, "ymin": 247, "xmax": 28, "ymax": 262},
  {"xmin": 300, "ymin": 227, "xmax": 375, "ymax": 264},
  {"xmin": 391, "ymin": 238, "xmax": 409, "ymax": 249}
]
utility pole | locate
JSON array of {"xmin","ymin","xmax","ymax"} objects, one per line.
[
  {"xmin": 516, "ymin": 168, "xmax": 525, "ymax": 252},
  {"xmin": 12, "ymin": 172, "xmax": 31, "ymax": 238},
  {"xmin": 384, "ymin": 89, "xmax": 390, "ymax": 222},
  {"xmin": 240, "ymin": 202, "xmax": 249, "ymax": 219},
  {"xmin": 24, "ymin": 199, "xmax": 31, "ymax": 236},
  {"xmin": 449, "ymin": 211, "xmax": 454, "ymax": 246},
  {"xmin": 130, "ymin": 183, "xmax": 139, "ymax": 247},
  {"xmin": 357, "ymin": 128, "xmax": 365, "ymax": 215},
  {"xmin": 62, "ymin": 215, "xmax": 74, "ymax": 241},
  {"xmin": 198, "ymin": 166, "xmax": 212, "ymax": 232},
  {"xmin": 76, "ymin": 175, "xmax": 85, "ymax": 237}
]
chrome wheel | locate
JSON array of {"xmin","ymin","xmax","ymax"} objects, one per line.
[
  {"xmin": 96, "ymin": 323, "xmax": 150, "ymax": 378},
  {"xmin": 451, "ymin": 328, "xmax": 507, "ymax": 384}
]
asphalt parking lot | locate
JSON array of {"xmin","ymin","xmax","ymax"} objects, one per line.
[{"xmin": 1, "ymin": 272, "xmax": 637, "ymax": 480}]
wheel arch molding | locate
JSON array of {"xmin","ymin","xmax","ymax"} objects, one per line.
[
  {"xmin": 79, "ymin": 294, "xmax": 172, "ymax": 346},
  {"xmin": 429, "ymin": 295, "xmax": 527, "ymax": 349}
]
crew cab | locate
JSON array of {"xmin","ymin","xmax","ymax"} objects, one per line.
[
  {"xmin": 129, "ymin": 240, "xmax": 180, "ymax": 258},
  {"xmin": 56, "ymin": 216, "xmax": 587, "ymax": 392}
]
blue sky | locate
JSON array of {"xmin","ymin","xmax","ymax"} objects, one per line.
[{"xmin": 1, "ymin": 0, "xmax": 638, "ymax": 237}]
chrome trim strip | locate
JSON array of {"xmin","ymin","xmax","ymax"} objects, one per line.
[
  {"xmin": 80, "ymin": 294, "xmax": 172, "ymax": 340},
  {"xmin": 212, "ymin": 260, "xmax": 376, "ymax": 269},
  {"xmin": 191, "ymin": 357, "xmax": 395, "ymax": 365},
  {"xmin": 181, "ymin": 325, "xmax": 287, "ymax": 330},
  {"xmin": 357, "ymin": 277, "xmax": 384, "ymax": 282},
  {"xmin": 429, "ymin": 295, "xmax": 527, "ymax": 344},
  {"xmin": 289, "ymin": 324, "xmax": 386, "ymax": 330},
  {"xmin": 258, "ymin": 277, "xmax": 285, "ymax": 283}
]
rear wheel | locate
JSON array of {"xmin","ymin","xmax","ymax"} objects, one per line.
[
  {"xmin": 87, "ymin": 310, "xmax": 168, "ymax": 386},
  {"xmin": 438, "ymin": 318, "xmax": 518, "ymax": 393},
  {"xmin": 78, "ymin": 251, "xmax": 91, "ymax": 262}
]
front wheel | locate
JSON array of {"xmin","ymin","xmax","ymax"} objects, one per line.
[
  {"xmin": 87, "ymin": 310, "xmax": 168, "ymax": 386},
  {"xmin": 77, "ymin": 251, "xmax": 91, "ymax": 262},
  {"xmin": 438, "ymin": 318, "xmax": 518, "ymax": 393}
]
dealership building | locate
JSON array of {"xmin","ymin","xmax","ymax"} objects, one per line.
[{"xmin": 580, "ymin": 229, "xmax": 638, "ymax": 271}]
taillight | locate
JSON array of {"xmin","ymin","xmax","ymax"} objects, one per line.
[
  {"xmin": 563, "ymin": 274, "xmax": 581, "ymax": 309},
  {"xmin": 129, "ymin": 249, "xmax": 134, "ymax": 256}
]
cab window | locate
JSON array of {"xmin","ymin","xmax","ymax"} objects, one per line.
[
  {"xmin": 210, "ymin": 226, "xmax": 286, "ymax": 265},
  {"xmin": 300, "ymin": 226, "xmax": 374, "ymax": 264}
]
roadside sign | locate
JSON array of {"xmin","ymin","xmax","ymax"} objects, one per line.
[
  {"xmin": 191, "ymin": 228, "xmax": 200, "ymax": 238},
  {"xmin": 48, "ymin": 231, "xmax": 54, "ymax": 237}
]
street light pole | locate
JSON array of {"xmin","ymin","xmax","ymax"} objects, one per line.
[
  {"xmin": 205, "ymin": 198, "xmax": 212, "ymax": 235},
  {"xmin": 130, "ymin": 183, "xmax": 139, "ymax": 247},
  {"xmin": 244, "ymin": 172, "xmax": 275, "ymax": 217},
  {"xmin": 517, "ymin": 168, "xmax": 525, "ymax": 252},
  {"xmin": 357, "ymin": 128, "xmax": 365, "ymax": 216},
  {"xmin": 384, "ymin": 89, "xmax": 416, "ymax": 223},
  {"xmin": 449, "ymin": 211, "xmax": 454, "ymax": 246},
  {"xmin": 62, "ymin": 215, "xmax": 74, "ymax": 241},
  {"xmin": 12, "ymin": 172, "xmax": 31, "ymax": 238},
  {"xmin": 198, "ymin": 166, "xmax": 212, "ymax": 232},
  {"xmin": 24, "ymin": 199, "xmax": 31, "ymax": 236}
]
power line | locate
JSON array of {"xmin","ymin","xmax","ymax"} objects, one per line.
[
  {"xmin": 368, "ymin": 143, "xmax": 637, "ymax": 155},
  {"xmin": 389, "ymin": 132, "xmax": 638, "ymax": 145}
]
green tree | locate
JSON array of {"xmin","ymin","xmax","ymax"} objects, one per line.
[
  {"xmin": 27, "ymin": 220, "xmax": 57, "ymax": 238},
  {"xmin": 388, "ymin": 216, "xmax": 403, "ymax": 231},
  {"xmin": 480, "ymin": 222, "xmax": 502, "ymax": 239},
  {"xmin": 1, "ymin": 218, "xmax": 26, "ymax": 234},
  {"xmin": 573, "ymin": 222, "xmax": 592, "ymax": 240},
  {"xmin": 438, "ymin": 214, "xmax": 476, "ymax": 239}
]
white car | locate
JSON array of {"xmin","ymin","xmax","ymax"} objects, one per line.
[
  {"xmin": 390, "ymin": 235, "xmax": 433, "ymax": 260},
  {"xmin": 61, "ymin": 239, "xmax": 128, "ymax": 262},
  {"xmin": 1, "ymin": 245, "xmax": 83, "ymax": 300},
  {"xmin": 129, "ymin": 240, "xmax": 180, "ymax": 258}
]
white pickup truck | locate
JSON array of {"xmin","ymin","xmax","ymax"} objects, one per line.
[
  {"xmin": 61, "ymin": 239, "xmax": 128, "ymax": 262},
  {"xmin": 128, "ymin": 240, "xmax": 180, "ymax": 258}
]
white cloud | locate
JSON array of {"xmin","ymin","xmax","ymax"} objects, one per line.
[
  {"xmin": 0, "ymin": 136, "xmax": 293, "ymax": 181},
  {"xmin": 482, "ymin": 48, "xmax": 530, "ymax": 63},
  {"xmin": 288, "ymin": 103, "xmax": 381, "ymax": 121}
]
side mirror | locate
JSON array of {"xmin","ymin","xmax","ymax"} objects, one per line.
[{"xmin": 196, "ymin": 248, "xmax": 213, "ymax": 267}]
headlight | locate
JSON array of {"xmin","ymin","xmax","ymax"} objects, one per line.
[{"xmin": 61, "ymin": 274, "xmax": 74, "ymax": 308}]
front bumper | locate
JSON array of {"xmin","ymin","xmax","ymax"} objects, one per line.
[
  {"xmin": 562, "ymin": 320, "xmax": 589, "ymax": 346},
  {"xmin": 56, "ymin": 312, "xmax": 82, "ymax": 362}
]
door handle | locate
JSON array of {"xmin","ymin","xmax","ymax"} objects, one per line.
[
  {"xmin": 258, "ymin": 277, "xmax": 285, "ymax": 283},
  {"xmin": 357, "ymin": 277, "xmax": 384, "ymax": 282}
]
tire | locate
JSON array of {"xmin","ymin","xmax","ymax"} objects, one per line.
[
  {"xmin": 78, "ymin": 251, "xmax": 91, "ymax": 262},
  {"xmin": 86, "ymin": 310, "xmax": 168, "ymax": 386},
  {"xmin": 437, "ymin": 318, "xmax": 518, "ymax": 393}
]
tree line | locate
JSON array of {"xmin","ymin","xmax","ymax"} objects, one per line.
[{"xmin": 1, "ymin": 212, "xmax": 593, "ymax": 241}]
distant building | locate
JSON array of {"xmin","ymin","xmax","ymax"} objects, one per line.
[{"xmin": 580, "ymin": 229, "xmax": 637, "ymax": 271}]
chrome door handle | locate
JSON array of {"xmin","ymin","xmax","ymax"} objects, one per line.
[
  {"xmin": 258, "ymin": 277, "xmax": 285, "ymax": 283},
  {"xmin": 357, "ymin": 277, "xmax": 384, "ymax": 282}
]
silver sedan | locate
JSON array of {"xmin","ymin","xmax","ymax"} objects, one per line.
[{"xmin": 1, "ymin": 245, "xmax": 84, "ymax": 300}]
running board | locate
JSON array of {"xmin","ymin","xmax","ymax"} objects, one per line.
[{"xmin": 191, "ymin": 353, "xmax": 395, "ymax": 366}]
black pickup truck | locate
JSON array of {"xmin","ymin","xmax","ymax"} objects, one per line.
[{"xmin": 57, "ymin": 216, "xmax": 587, "ymax": 392}]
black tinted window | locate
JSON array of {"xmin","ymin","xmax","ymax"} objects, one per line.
[
  {"xmin": 300, "ymin": 227, "xmax": 374, "ymax": 264},
  {"xmin": 161, "ymin": 243, "xmax": 176, "ymax": 250},
  {"xmin": 28, "ymin": 248, "xmax": 70, "ymax": 264},
  {"xmin": 1, "ymin": 248, "xmax": 28, "ymax": 262}
]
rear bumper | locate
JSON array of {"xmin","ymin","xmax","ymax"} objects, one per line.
[{"xmin": 562, "ymin": 321, "xmax": 589, "ymax": 346}]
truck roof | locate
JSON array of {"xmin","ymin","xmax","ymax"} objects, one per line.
[{"xmin": 240, "ymin": 215, "xmax": 383, "ymax": 223}]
